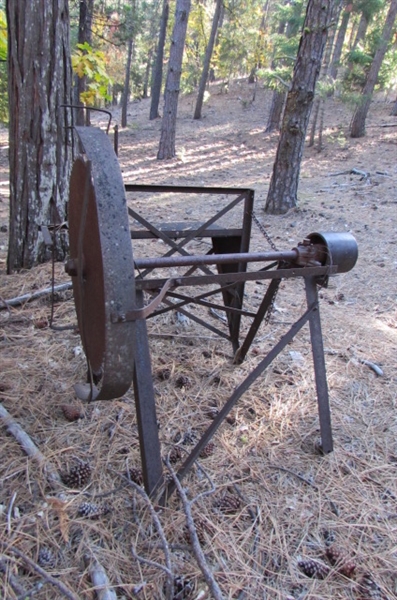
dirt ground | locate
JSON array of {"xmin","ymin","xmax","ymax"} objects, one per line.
[{"xmin": 0, "ymin": 81, "xmax": 396, "ymax": 600}]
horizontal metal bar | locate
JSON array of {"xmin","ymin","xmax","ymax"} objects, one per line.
[
  {"xmin": 135, "ymin": 265, "xmax": 336, "ymax": 290},
  {"xmin": 130, "ymin": 227, "xmax": 243, "ymax": 240},
  {"xmin": 125, "ymin": 184, "xmax": 254, "ymax": 195},
  {"xmin": 134, "ymin": 250, "xmax": 299, "ymax": 270}
]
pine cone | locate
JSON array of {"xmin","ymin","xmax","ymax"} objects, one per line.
[
  {"xmin": 156, "ymin": 367, "xmax": 171, "ymax": 381},
  {"xmin": 357, "ymin": 572, "xmax": 388, "ymax": 600},
  {"xmin": 127, "ymin": 467, "xmax": 144, "ymax": 486},
  {"xmin": 298, "ymin": 558, "xmax": 330, "ymax": 579},
  {"xmin": 61, "ymin": 404, "xmax": 84, "ymax": 422},
  {"xmin": 183, "ymin": 517, "xmax": 212, "ymax": 545},
  {"xmin": 199, "ymin": 442, "xmax": 215, "ymax": 458},
  {"xmin": 226, "ymin": 413, "xmax": 236, "ymax": 425},
  {"xmin": 172, "ymin": 575, "xmax": 194, "ymax": 599},
  {"xmin": 169, "ymin": 446, "xmax": 183, "ymax": 463},
  {"xmin": 213, "ymin": 493, "xmax": 241, "ymax": 514},
  {"xmin": 325, "ymin": 545, "xmax": 356, "ymax": 578},
  {"xmin": 78, "ymin": 501, "xmax": 110, "ymax": 519},
  {"xmin": 175, "ymin": 374, "xmax": 192, "ymax": 389},
  {"xmin": 38, "ymin": 546, "xmax": 57, "ymax": 569},
  {"xmin": 206, "ymin": 407, "xmax": 219, "ymax": 419},
  {"xmin": 182, "ymin": 430, "xmax": 198, "ymax": 445},
  {"xmin": 61, "ymin": 461, "xmax": 91, "ymax": 488}
]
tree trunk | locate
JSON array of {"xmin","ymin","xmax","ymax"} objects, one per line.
[
  {"xmin": 149, "ymin": 0, "xmax": 169, "ymax": 120},
  {"xmin": 310, "ymin": 0, "xmax": 339, "ymax": 149},
  {"xmin": 194, "ymin": 0, "xmax": 223, "ymax": 120},
  {"xmin": 157, "ymin": 0, "xmax": 191, "ymax": 160},
  {"xmin": 265, "ymin": 2, "xmax": 304, "ymax": 134},
  {"xmin": 330, "ymin": 2, "xmax": 351, "ymax": 80},
  {"xmin": 6, "ymin": 0, "xmax": 72, "ymax": 272},
  {"xmin": 265, "ymin": 16, "xmax": 287, "ymax": 133},
  {"xmin": 265, "ymin": 90, "xmax": 287, "ymax": 133},
  {"xmin": 74, "ymin": 0, "xmax": 94, "ymax": 126},
  {"xmin": 265, "ymin": 0, "xmax": 334, "ymax": 215},
  {"xmin": 391, "ymin": 98, "xmax": 397, "ymax": 116},
  {"xmin": 121, "ymin": 35, "xmax": 134, "ymax": 128},
  {"xmin": 350, "ymin": 0, "xmax": 397, "ymax": 138},
  {"xmin": 142, "ymin": 48, "xmax": 153, "ymax": 99},
  {"xmin": 351, "ymin": 12, "xmax": 368, "ymax": 52}
]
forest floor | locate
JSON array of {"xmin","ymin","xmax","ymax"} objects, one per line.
[{"xmin": 0, "ymin": 81, "xmax": 396, "ymax": 600}]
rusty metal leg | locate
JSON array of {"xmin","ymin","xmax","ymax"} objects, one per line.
[
  {"xmin": 132, "ymin": 290, "xmax": 163, "ymax": 496},
  {"xmin": 234, "ymin": 277, "xmax": 281, "ymax": 364},
  {"xmin": 304, "ymin": 277, "xmax": 333, "ymax": 453},
  {"xmin": 160, "ymin": 302, "xmax": 316, "ymax": 502}
]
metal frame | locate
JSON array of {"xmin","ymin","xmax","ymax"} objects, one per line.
[{"xmin": 66, "ymin": 127, "xmax": 358, "ymax": 501}]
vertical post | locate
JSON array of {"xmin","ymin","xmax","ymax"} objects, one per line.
[
  {"xmin": 114, "ymin": 124, "xmax": 119, "ymax": 156},
  {"xmin": 132, "ymin": 290, "xmax": 163, "ymax": 496},
  {"xmin": 304, "ymin": 276, "xmax": 333, "ymax": 453}
]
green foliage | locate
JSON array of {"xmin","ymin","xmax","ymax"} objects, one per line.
[
  {"xmin": 0, "ymin": 8, "xmax": 6, "ymax": 61},
  {"xmin": 72, "ymin": 42, "xmax": 113, "ymax": 105},
  {"xmin": 182, "ymin": 2, "xmax": 210, "ymax": 93},
  {"xmin": 341, "ymin": 1, "xmax": 396, "ymax": 95},
  {"xmin": 216, "ymin": 0, "xmax": 267, "ymax": 80},
  {"xmin": 355, "ymin": 0, "xmax": 384, "ymax": 22},
  {"xmin": 258, "ymin": 0, "xmax": 304, "ymax": 93}
]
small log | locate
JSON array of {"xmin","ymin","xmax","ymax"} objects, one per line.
[
  {"xmin": 84, "ymin": 554, "xmax": 117, "ymax": 600},
  {"xmin": 0, "ymin": 403, "xmax": 61, "ymax": 487},
  {"xmin": 0, "ymin": 282, "xmax": 72, "ymax": 310}
]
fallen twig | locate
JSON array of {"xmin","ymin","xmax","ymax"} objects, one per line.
[
  {"xmin": 7, "ymin": 491, "xmax": 17, "ymax": 535},
  {"xmin": 268, "ymin": 464, "xmax": 318, "ymax": 490},
  {"xmin": 164, "ymin": 457, "xmax": 225, "ymax": 600},
  {"xmin": 0, "ymin": 282, "xmax": 72, "ymax": 310},
  {"xmin": 359, "ymin": 359, "xmax": 384, "ymax": 377},
  {"xmin": 84, "ymin": 553, "xmax": 117, "ymax": 600},
  {"xmin": 328, "ymin": 167, "xmax": 369, "ymax": 178},
  {"xmin": 0, "ymin": 542, "xmax": 79, "ymax": 600},
  {"xmin": 0, "ymin": 556, "xmax": 28, "ymax": 597},
  {"xmin": 118, "ymin": 468, "xmax": 174, "ymax": 598},
  {"xmin": 0, "ymin": 403, "xmax": 61, "ymax": 487}
]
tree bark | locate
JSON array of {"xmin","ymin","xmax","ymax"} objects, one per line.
[
  {"xmin": 74, "ymin": 0, "xmax": 94, "ymax": 126},
  {"xmin": 149, "ymin": 0, "xmax": 169, "ymax": 120},
  {"xmin": 194, "ymin": 0, "xmax": 223, "ymax": 120},
  {"xmin": 157, "ymin": 0, "xmax": 191, "ymax": 160},
  {"xmin": 121, "ymin": 0, "xmax": 137, "ymax": 128},
  {"xmin": 121, "ymin": 36, "xmax": 134, "ymax": 128},
  {"xmin": 351, "ymin": 12, "xmax": 368, "ymax": 52},
  {"xmin": 330, "ymin": 2, "xmax": 351, "ymax": 80},
  {"xmin": 350, "ymin": 0, "xmax": 397, "ymax": 138},
  {"xmin": 265, "ymin": 2, "xmax": 303, "ymax": 134},
  {"xmin": 265, "ymin": 89, "xmax": 287, "ymax": 133},
  {"xmin": 265, "ymin": 0, "xmax": 334, "ymax": 215},
  {"xmin": 309, "ymin": 0, "xmax": 340, "ymax": 149},
  {"xmin": 6, "ymin": 0, "xmax": 72, "ymax": 272}
]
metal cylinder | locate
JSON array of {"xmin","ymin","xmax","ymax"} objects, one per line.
[{"xmin": 307, "ymin": 232, "xmax": 358, "ymax": 274}]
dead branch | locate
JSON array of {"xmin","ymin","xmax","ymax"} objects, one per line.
[
  {"xmin": 268, "ymin": 464, "xmax": 319, "ymax": 490},
  {"xmin": 0, "ymin": 403, "xmax": 61, "ymax": 487},
  {"xmin": 359, "ymin": 358, "xmax": 384, "ymax": 377},
  {"xmin": 83, "ymin": 554, "xmax": 117, "ymax": 600},
  {"xmin": 0, "ymin": 282, "xmax": 72, "ymax": 310},
  {"xmin": 7, "ymin": 491, "xmax": 17, "ymax": 535},
  {"xmin": 130, "ymin": 544, "xmax": 174, "ymax": 578},
  {"xmin": 0, "ymin": 542, "xmax": 79, "ymax": 600},
  {"xmin": 164, "ymin": 457, "xmax": 225, "ymax": 600},
  {"xmin": 118, "ymin": 468, "xmax": 174, "ymax": 597},
  {"xmin": 328, "ymin": 167, "xmax": 369, "ymax": 178}
]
